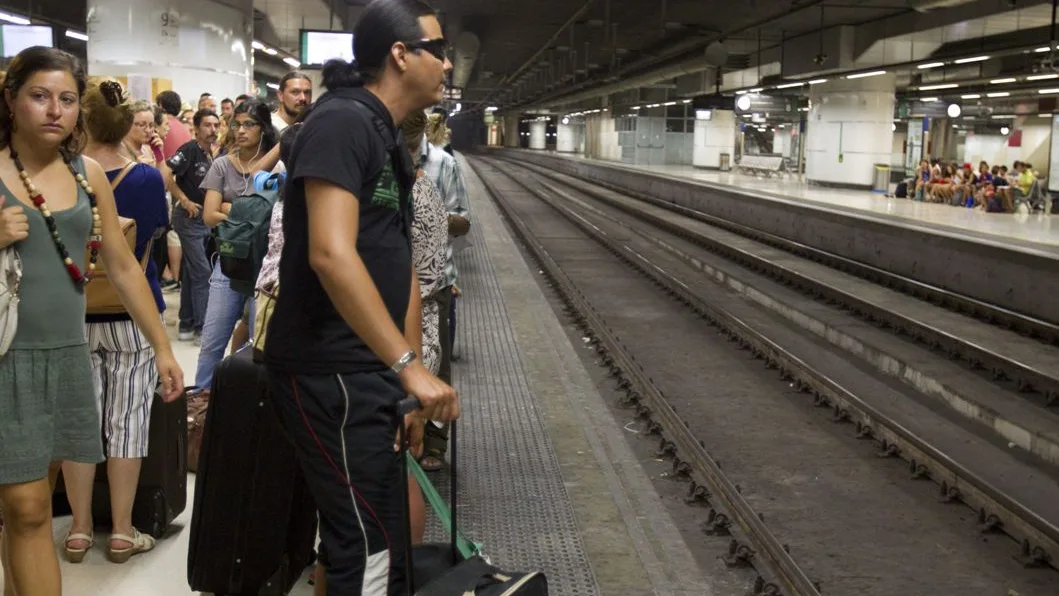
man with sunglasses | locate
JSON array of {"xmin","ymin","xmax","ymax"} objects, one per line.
[{"xmin": 264, "ymin": 1, "xmax": 459, "ymax": 594}]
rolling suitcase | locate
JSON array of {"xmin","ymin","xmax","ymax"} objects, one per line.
[
  {"xmin": 396, "ymin": 399, "xmax": 548, "ymax": 596},
  {"xmin": 52, "ymin": 389, "xmax": 188, "ymax": 539},
  {"xmin": 187, "ymin": 348, "xmax": 318, "ymax": 596}
]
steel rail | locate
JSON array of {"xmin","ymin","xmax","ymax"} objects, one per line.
[
  {"xmin": 472, "ymin": 154, "xmax": 1059, "ymax": 572},
  {"xmin": 469, "ymin": 157, "xmax": 823, "ymax": 596}
]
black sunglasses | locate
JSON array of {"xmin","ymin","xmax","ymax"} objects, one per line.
[{"xmin": 403, "ymin": 38, "xmax": 450, "ymax": 63}]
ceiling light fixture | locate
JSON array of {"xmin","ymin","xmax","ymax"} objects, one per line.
[
  {"xmin": 919, "ymin": 83, "xmax": 958, "ymax": 91},
  {"xmin": 986, "ymin": 92, "xmax": 1010, "ymax": 98},
  {"xmin": 0, "ymin": 11, "xmax": 31, "ymax": 25},
  {"xmin": 283, "ymin": 57, "xmax": 300, "ymax": 68},
  {"xmin": 808, "ymin": 78, "xmax": 828, "ymax": 85},
  {"xmin": 252, "ymin": 40, "xmax": 266, "ymax": 51},
  {"xmin": 266, "ymin": 83, "xmax": 280, "ymax": 90},
  {"xmin": 961, "ymin": 94, "xmax": 981, "ymax": 99},
  {"xmin": 1039, "ymin": 88, "xmax": 1059, "ymax": 94},
  {"xmin": 846, "ymin": 70, "xmax": 886, "ymax": 79},
  {"xmin": 954, "ymin": 56, "xmax": 989, "ymax": 64},
  {"xmin": 917, "ymin": 62, "xmax": 945, "ymax": 69},
  {"xmin": 990, "ymin": 78, "xmax": 1017, "ymax": 84},
  {"xmin": 65, "ymin": 30, "xmax": 88, "ymax": 42},
  {"xmin": 748, "ymin": 87, "xmax": 763, "ymax": 93},
  {"xmin": 1028, "ymin": 74, "xmax": 1059, "ymax": 81},
  {"xmin": 919, "ymin": 97, "xmax": 939, "ymax": 102},
  {"xmin": 263, "ymin": 47, "xmax": 278, "ymax": 56},
  {"xmin": 775, "ymin": 82, "xmax": 804, "ymax": 89}
]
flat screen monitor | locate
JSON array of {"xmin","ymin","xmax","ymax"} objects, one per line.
[
  {"xmin": 1, "ymin": 25, "xmax": 53, "ymax": 58},
  {"xmin": 300, "ymin": 29, "xmax": 354, "ymax": 68}
]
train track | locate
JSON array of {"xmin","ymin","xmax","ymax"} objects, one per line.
[{"xmin": 466, "ymin": 154, "xmax": 1059, "ymax": 596}]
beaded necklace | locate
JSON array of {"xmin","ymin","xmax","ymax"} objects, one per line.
[{"xmin": 9, "ymin": 150, "xmax": 101, "ymax": 286}]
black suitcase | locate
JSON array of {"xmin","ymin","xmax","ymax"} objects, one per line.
[
  {"xmin": 187, "ymin": 348, "xmax": 318, "ymax": 596},
  {"xmin": 396, "ymin": 402, "xmax": 548, "ymax": 596},
  {"xmin": 894, "ymin": 181, "xmax": 908, "ymax": 198},
  {"xmin": 52, "ymin": 389, "xmax": 188, "ymax": 539}
]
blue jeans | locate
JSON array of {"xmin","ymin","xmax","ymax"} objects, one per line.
[
  {"xmin": 172, "ymin": 208, "xmax": 212, "ymax": 333},
  {"xmin": 193, "ymin": 260, "xmax": 248, "ymax": 392}
]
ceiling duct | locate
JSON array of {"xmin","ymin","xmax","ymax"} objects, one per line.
[{"xmin": 451, "ymin": 31, "xmax": 480, "ymax": 90}]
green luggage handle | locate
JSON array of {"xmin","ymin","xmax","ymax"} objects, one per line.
[{"xmin": 406, "ymin": 451, "xmax": 484, "ymax": 560}]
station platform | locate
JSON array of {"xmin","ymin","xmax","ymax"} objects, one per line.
[
  {"xmin": 511, "ymin": 150, "xmax": 1059, "ymax": 250},
  {"xmin": 40, "ymin": 154, "xmax": 708, "ymax": 596}
]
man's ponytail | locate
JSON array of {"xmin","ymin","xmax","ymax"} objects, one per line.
[{"xmin": 322, "ymin": 59, "xmax": 363, "ymax": 91}]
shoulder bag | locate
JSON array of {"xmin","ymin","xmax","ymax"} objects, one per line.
[
  {"xmin": 0, "ymin": 245, "xmax": 22, "ymax": 357},
  {"xmin": 85, "ymin": 162, "xmax": 154, "ymax": 315}
]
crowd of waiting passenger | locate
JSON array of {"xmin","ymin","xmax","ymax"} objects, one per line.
[
  {"xmin": 905, "ymin": 158, "xmax": 1053, "ymax": 214},
  {"xmin": 0, "ymin": 0, "xmax": 468, "ymax": 593}
]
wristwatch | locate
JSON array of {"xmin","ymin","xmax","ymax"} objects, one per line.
[{"xmin": 391, "ymin": 350, "xmax": 417, "ymax": 374}]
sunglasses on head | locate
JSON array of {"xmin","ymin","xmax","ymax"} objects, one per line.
[{"xmin": 403, "ymin": 38, "xmax": 450, "ymax": 62}]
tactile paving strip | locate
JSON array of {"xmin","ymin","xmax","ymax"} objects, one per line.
[{"xmin": 422, "ymin": 171, "xmax": 600, "ymax": 596}]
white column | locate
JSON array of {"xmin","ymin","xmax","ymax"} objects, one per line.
[
  {"xmin": 529, "ymin": 120, "xmax": 547, "ymax": 150},
  {"xmin": 806, "ymin": 74, "xmax": 896, "ymax": 188},
  {"xmin": 773, "ymin": 129, "xmax": 793, "ymax": 157},
  {"xmin": 556, "ymin": 121, "xmax": 576, "ymax": 152},
  {"xmin": 692, "ymin": 109, "xmax": 736, "ymax": 169},
  {"xmin": 502, "ymin": 114, "xmax": 520, "ymax": 148},
  {"xmin": 87, "ymin": 0, "xmax": 253, "ymax": 103}
]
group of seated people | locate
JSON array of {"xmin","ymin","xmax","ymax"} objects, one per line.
[{"xmin": 910, "ymin": 158, "xmax": 1048, "ymax": 213}]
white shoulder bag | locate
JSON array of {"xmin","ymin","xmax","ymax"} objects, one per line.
[{"xmin": 0, "ymin": 246, "xmax": 22, "ymax": 357}]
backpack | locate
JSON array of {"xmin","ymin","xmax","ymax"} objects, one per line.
[
  {"xmin": 86, "ymin": 162, "xmax": 153, "ymax": 315},
  {"xmin": 215, "ymin": 172, "xmax": 283, "ymax": 296}
]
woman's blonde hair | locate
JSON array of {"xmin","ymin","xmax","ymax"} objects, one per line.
[
  {"xmin": 401, "ymin": 109, "xmax": 428, "ymax": 160},
  {"xmin": 426, "ymin": 113, "xmax": 447, "ymax": 147},
  {"xmin": 83, "ymin": 77, "xmax": 134, "ymax": 145}
]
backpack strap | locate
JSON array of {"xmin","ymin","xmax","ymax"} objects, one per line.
[{"xmin": 110, "ymin": 161, "xmax": 137, "ymax": 190}]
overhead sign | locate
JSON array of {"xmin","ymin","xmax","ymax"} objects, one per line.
[{"xmin": 444, "ymin": 87, "xmax": 462, "ymax": 100}]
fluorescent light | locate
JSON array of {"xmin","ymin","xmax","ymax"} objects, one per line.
[
  {"xmin": 986, "ymin": 92, "xmax": 1010, "ymax": 98},
  {"xmin": 748, "ymin": 87, "xmax": 763, "ymax": 93},
  {"xmin": 1039, "ymin": 88, "xmax": 1059, "ymax": 94},
  {"xmin": 1040, "ymin": 113, "xmax": 1053, "ymax": 117},
  {"xmin": 1027, "ymin": 74, "xmax": 1059, "ymax": 81},
  {"xmin": 1035, "ymin": 47, "xmax": 1051, "ymax": 53},
  {"xmin": 808, "ymin": 79, "xmax": 828, "ymax": 85},
  {"xmin": 264, "ymin": 47, "xmax": 278, "ymax": 56},
  {"xmin": 776, "ymin": 82, "xmax": 804, "ymax": 89},
  {"xmin": 990, "ymin": 114, "xmax": 1014, "ymax": 119},
  {"xmin": 663, "ymin": 101, "xmax": 677, "ymax": 106},
  {"xmin": 961, "ymin": 94, "xmax": 981, "ymax": 99},
  {"xmin": 990, "ymin": 78, "xmax": 1016, "ymax": 84},
  {"xmin": 954, "ymin": 56, "xmax": 989, "ymax": 64},
  {"xmin": 283, "ymin": 57, "xmax": 301, "ymax": 68},
  {"xmin": 486, "ymin": 106, "xmax": 498, "ymax": 112},
  {"xmin": 846, "ymin": 70, "xmax": 886, "ymax": 79},
  {"xmin": 252, "ymin": 40, "xmax": 266, "ymax": 51},
  {"xmin": 918, "ymin": 62, "xmax": 945, "ymax": 69},
  {"xmin": 266, "ymin": 83, "xmax": 280, "ymax": 90},
  {"xmin": 630, "ymin": 106, "xmax": 640, "ymax": 110},
  {"xmin": 919, "ymin": 97, "xmax": 939, "ymax": 102},
  {"xmin": 735, "ymin": 90, "xmax": 747, "ymax": 95},
  {"xmin": 919, "ymin": 83, "xmax": 958, "ymax": 91},
  {"xmin": 682, "ymin": 99, "xmax": 691, "ymax": 104},
  {"xmin": 0, "ymin": 11, "xmax": 31, "ymax": 25},
  {"xmin": 65, "ymin": 30, "xmax": 88, "ymax": 42}
]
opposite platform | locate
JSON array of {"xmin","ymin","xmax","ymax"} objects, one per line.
[{"xmin": 494, "ymin": 148, "xmax": 1059, "ymax": 327}]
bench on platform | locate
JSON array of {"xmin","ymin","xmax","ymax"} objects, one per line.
[{"xmin": 736, "ymin": 154, "xmax": 786, "ymax": 177}]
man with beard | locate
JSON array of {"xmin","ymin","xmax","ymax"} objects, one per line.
[
  {"xmin": 272, "ymin": 71, "xmax": 313, "ymax": 132},
  {"xmin": 166, "ymin": 109, "xmax": 221, "ymax": 343}
]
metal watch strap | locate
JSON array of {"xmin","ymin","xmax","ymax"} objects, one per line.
[{"xmin": 391, "ymin": 350, "xmax": 417, "ymax": 374}]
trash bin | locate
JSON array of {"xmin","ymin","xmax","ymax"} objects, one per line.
[
  {"xmin": 719, "ymin": 153, "xmax": 731, "ymax": 172},
  {"xmin": 872, "ymin": 164, "xmax": 890, "ymax": 194}
]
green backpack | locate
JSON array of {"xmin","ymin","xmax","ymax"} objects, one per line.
[{"xmin": 215, "ymin": 172, "xmax": 283, "ymax": 296}]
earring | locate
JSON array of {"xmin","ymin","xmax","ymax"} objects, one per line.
[{"xmin": 9, "ymin": 112, "xmax": 16, "ymax": 133}]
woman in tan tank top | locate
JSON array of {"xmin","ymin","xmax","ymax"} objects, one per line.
[{"xmin": 0, "ymin": 47, "xmax": 184, "ymax": 595}]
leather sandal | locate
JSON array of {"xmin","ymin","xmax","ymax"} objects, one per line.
[
  {"xmin": 107, "ymin": 528, "xmax": 156, "ymax": 564},
  {"xmin": 63, "ymin": 532, "xmax": 94, "ymax": 563}
]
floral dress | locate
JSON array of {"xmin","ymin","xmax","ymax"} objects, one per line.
[{"xmin": 411, "ymin": 174, "xmax": 449, "ymax": 375}]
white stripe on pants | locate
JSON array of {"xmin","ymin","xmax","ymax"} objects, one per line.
[{"xmin": 86, "ymin": 319, "xmax": 158, "ymax": 459}]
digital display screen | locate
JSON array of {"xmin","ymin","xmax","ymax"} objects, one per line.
[
  {"xmin": 1, "ymin": 25, "xmax": 53, "ymax": 58},
  {"xmin": 300, "ymin": 30, "xmax": 354, "ymax": 67}
]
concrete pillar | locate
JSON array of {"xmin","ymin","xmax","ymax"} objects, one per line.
[
  {"xmin": 557, "ymin": 121, "xmax": 576, "ymax": 152},
  {"xmin": 773, "ymin": 128, "xmax": 793, "ymax": 157},
  {"xmin": 503, "ymin": 114, "xmax": 520, "ymax": 148},
  {"xmin": 529, "ymin": 120, "xmax": 547, "ymax": 150},
  {"xmin": 692, "ymin": 109, "xmax": 736, "ymax": 169},
  {"xmin": 806, "ymin": 73, "xmax": 896, "ymax": 188},
  {"xmin": 86, "ymin": 0, "xmax": 253, "ymax": 102}
]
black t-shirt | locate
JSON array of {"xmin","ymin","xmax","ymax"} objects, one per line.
[
  {"xmin": 265, "ymin": 87, "xmax": 415, "ymax": 375},
  {"xmin": 166, "ymin": 140, "xmax": 212, "ymax": 205}
]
